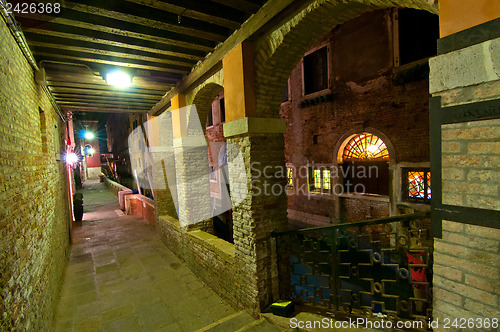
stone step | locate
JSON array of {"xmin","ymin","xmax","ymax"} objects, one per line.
[
  {"xmin": 236, "ymin": 317, "xmax": 281, "ymax": 332},
  {"xmin": 197, "ymin": 310, "xmax": 256, "ymax": 332}
]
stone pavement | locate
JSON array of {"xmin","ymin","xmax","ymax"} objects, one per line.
[{"xmin": 54, "ymin": 178, "xmax": 280, "ymax": 332}]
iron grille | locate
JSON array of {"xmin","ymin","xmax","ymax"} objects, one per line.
[{"xmin": 274, "ymin": 213, "xmax": 433, "ymax": 328}]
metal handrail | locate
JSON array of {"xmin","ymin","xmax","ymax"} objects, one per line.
[{"xmin": 272, "ymin": 212, "xmax": 431, "ymax": 237}]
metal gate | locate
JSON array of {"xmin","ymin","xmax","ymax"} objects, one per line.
[{"xmin": 273, "ymin": 212, "xmax": 433, "ymax": 326}]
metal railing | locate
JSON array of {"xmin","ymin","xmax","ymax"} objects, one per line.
[{"xmin": 273, "ymin": 212, "xmax": 433, "ymax": 326}]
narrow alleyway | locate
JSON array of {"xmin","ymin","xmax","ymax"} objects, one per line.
[{"xmin": 54, "ymin": 178, "xmax": 279, "ymax": 332}]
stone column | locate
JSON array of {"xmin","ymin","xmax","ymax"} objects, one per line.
[
  {"xmin": 171, "ymin": 96, "xmax": 212, "ymax": 229},
  {"xmin": 149, "ymin": 112, "xmax": 178, "ymax": 219},
  {"xmin": 224, "ymin": 117, "xmax": 288, "ymax": 313},
  {"xmin": 222, "ymin": 41, "xmax": 289, "ymax": 312},
  {"xmin": 429, "ymin": 5, "xmax": 500, "ymax": 323}
]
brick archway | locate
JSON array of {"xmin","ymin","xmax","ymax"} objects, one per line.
[
  {"xmin": 191, "ymin": 82, "xmax": 224, "ymax": 133},
  {"xmin": 253, "ymin": 0, "xmax": 438, "ymax": 117}
]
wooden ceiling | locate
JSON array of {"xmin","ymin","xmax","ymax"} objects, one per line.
[{"xmin": 12, "ymin": 0, "xmax": 267, "ymax": 113}]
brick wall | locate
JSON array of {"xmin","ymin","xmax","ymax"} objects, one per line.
[
  {"xmin": 280, "ymin": 9, "xmax": 431, "ymax": 223},
  {"xmin": 433, "ymin": 221, "xmax": 499, "ymax": 322},
  {"xmin": 156, "ymin": 216, "xmax": 238, "ymax": 308},
  {"xmin": 227, "ymin": 133, "xmax": 288, "ymax": 313},
  {"xmin": 441, "ymin": 120, "xmax": 500, "ymax": 210},
  {"xmin": 0, "ymin": 20, "xmax": 70, "ymax": 330},
  {"xmin": 341, "ymin": 197, "xmax": 390, "ymax": 222},
  {"xmin": 253, "ymin": 0, "xmax": 437, "ymax": 118},
  {"xmin": 429, "ymin": 18, "xmax": 500, "ymax": 326},
  {"xmin": 125, "ymin": 194, "xmax": 155, "ymax": 225}
]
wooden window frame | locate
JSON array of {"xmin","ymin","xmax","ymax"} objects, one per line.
[{"xmin": 301, "ymin": 43, "xmax": 332, "ymax": 99}]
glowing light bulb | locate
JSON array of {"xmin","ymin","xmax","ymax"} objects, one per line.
[
  {"xmin": 106, "ymin": 71, "xmax": 131, "ymax": 88},
  {"xmin": 65, "ymin": 153, "xmax": 78, "ymax": 165}
]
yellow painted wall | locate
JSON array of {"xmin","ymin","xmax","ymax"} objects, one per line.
[
  {"xmin": 171, "ymin": 94, "xmax": 187, "ymax": 138},
  {"xmin": 222, "ymin": 42, "xmax": 256, "ymax": 122},
  {"xmin": 146, "ymin": 114, "xmax": 159, "ymax": 147},
  {"xmin": 439, "ymin": 0, "xmax": 500, "ymax": 37}
]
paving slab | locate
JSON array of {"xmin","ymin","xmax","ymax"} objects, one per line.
[{"xmin": 54, "ymin": 179, "xmax": 241, "ymax": 332}]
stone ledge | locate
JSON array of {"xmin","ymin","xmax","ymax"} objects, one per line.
[
  {"xmin": 173, "ymin": 136, "xmax": 207, "ymax": 147},
  {"xmin": 187, "ymin": 230, "xmax": 235, "ymax": 263},
  {"xmin": 104, "ymin": 177, "xmax": 130, "ymax": 195},
  {"xmin": 158, "ymin": 214, "xmax": 181, "ymax": 230},
  {"xmin": 338, "ymin": 193, "xmax": 390, "ymax": 203},
  {"xmin": 429, "ymin": 38, "xmax": 500, "ymax": 93},
  {"xmin": 223, "ymin": 117, "xmax": 286, "ymax": 137}
]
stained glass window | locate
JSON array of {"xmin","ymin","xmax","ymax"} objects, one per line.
[
  {"xmin": 404, "ymin": 168, "xmax": 431, "ymax": 202},
  {"xmin": 343, "ymin": 133, "xmax": 389, "ymax": 161},
  {"xmin": 287, "ymin": 167, "xmax": 293, "ymax": 188},
  {"xmin": 323, "ymin": 170, "xmax": 331, "ymax": 190},
  {"xmin": 314, "ymin": 169, "xmax": 322, "ymax": 189},
  {"xmin": 341, "ymin": 133, "xmax": 390, "ymax": 195},
  {"xmin": 309, "ymin": 168, "xmax": 331, "ymax": 193}
]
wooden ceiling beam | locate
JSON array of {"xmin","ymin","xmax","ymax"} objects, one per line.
[
  {"xmin": 33, "ymin": 51, "xmax": 191, "ymax": 74},
  {"xmin": 150, "ymin": 0, "xmax": 300, "ymax": 115},
  {"xmin": 46, "ymin": 81, "xmax": 168, "ymax": 94},
  {"xmin": 63, "ymin": 106, "xmax": 149, "ymax": 113},
  {"xmin": 28, "ymin": 41, "xmax": 196, "ymax": 68},
  {"xmin": 23, "ymin": 29, "xmax": 205, "ymax": 61},
  {"xmin": 57, "ymin": 99, "xmax": 155, "ymax": 108},
  {"xmin": 210, "ymin": 0, "xmax": 261, "ymax": 13},
  {"xmin": 52, "ymin": 94, "xmax": 161, "ymax": 104},
  {"xmin": 55, "ymin": 95, "xmax": 157, "ymax": 103},
  {"xmin": 58, "ymin": 100, "xmax": 152, "ymax": 108},
  {"xmin": 65, "ymin": 1, "xmax": 229, "ymax": 42},
  {"xmin": 125, "ymin": 0, "xmax": 241, "ymax": 29},
  {"xmin": 16, "ymin": 14, "xmax": 216, "ymax": 51},
  {"xmin": 45, "ymin": 70, "xmax": 179, "ymax": 86},
  {"xmin": 51, "ymin": 90, "xmax": 161, "ymax": 100}
]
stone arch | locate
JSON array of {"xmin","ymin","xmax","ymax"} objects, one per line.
[
  {"xmin": 186, "ymin": 69, "xmax": 224, "ymax": 133},
  {"xmin": 190, "ymin": 82, "xmax": 224, "ymax": 134},
  {"xmin": 253, "ymin": 0, "xmax": 438, "ymax": 118}
]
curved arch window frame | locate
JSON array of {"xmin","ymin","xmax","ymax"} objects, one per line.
[
  {"xmin": 336, "ymin": 131, "xmax": 394, "ymax": 197},
  {"xmin": 342, "ymin": 132, "xmax": 390, "ymax": 162}
]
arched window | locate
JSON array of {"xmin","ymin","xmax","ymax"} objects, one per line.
[
  {"xmin": 341, "ymin": 133, "xmax": 389, "ymax": 195},
  {"xmin": 83, "ymin": 144, "xmax": 94, "ymax": 157},
  {"xmin": 343, "ymin": 133, "xmax": 389, "ymax": 161}
]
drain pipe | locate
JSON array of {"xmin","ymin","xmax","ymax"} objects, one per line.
[
  {"xmin": 0, "ymin": 0, "xmax": 65, "ymax": 122},
  {"xmin": 0, "ymin": 0, "xmax": 38, "ymax": 70}
]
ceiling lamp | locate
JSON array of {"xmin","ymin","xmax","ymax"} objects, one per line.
[{"xmin": 106, "ymin": 70, "xmax": 132, "ymax": 88}]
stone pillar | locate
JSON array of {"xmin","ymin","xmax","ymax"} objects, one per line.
[
  {"xmin": 429, "ymin": 5, "xmax": 500, "ymax": 324},
  {"xmin": 223, "ymin": 42, "xmax": 289, "ymax": 312},
  {"xmin": 149, "ymin": 112, "xmax": 178, "ymax": 219},
  {"xmin": 171, "ymin": 95, "xmax": 212, "ymax": 229},
  {"xmin": 224, "ymin": 118, "xmax": 288, "ymax": 312}
]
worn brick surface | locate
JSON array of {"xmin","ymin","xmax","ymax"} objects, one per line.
[
  {"xmin": 0, "ymin": 20, "xmax": 70, "ymax": 331},
  {"xmin": 442, "ymin": 119, "xmax": 500, "ymax": 211},
  {"xmin": 280, "ymin": 9, "xmax": 431, "ymax": 222},
  {"xmin": 254, "ymin": 0, "xmax": 437, "ymax": 118},
  {"xmin": 433, "ymin": 221, "xmax": 500, "ymax": 324},
  {"xmin": 226, "ymin": 133, "xmax": 288, "ymax": 314}
]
